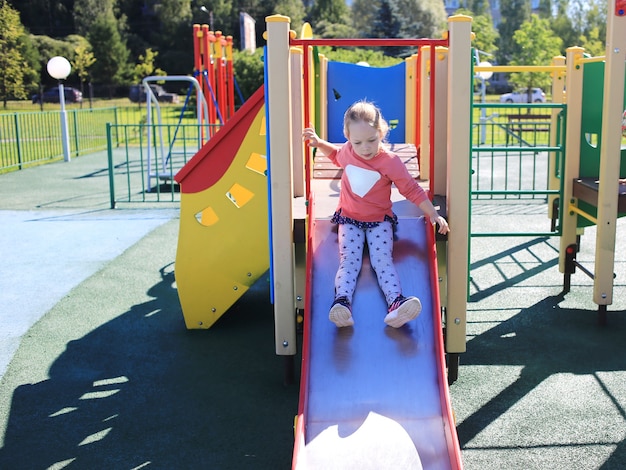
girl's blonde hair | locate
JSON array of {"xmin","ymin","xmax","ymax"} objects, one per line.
[{"xmin": 343, "ymin": 100, "xmax": 389, "ymax": 140}]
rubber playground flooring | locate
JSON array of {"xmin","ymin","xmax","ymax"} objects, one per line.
[{"xmin": 0, "ymin": 152, "xmax": 625, "ymax": 469}]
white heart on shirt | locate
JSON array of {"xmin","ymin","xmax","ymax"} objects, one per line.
[{"xmin": 345, "ymin": 164, "xmax": 381, "ymax": 197}]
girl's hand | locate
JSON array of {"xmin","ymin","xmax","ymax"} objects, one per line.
[
  {"xmin": 430, "ymin": 214, "xmax": 450, "ymax": 235},
  {"xmin": 302, "ymin": 127, "xmax": 321, "ymax": 147}
]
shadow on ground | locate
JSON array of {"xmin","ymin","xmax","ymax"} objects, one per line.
[
  {"xmin": 0, "ymin": 265, "xmax": 299, "ymax": 470},
  {"xmin": 455, "ymin": 235, "xmax": 626, "ymax": 469}
]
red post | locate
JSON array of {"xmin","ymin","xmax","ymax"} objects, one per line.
[{"xmin": 226, "ymin": 35, "xmax": 235, "ymax": 119}]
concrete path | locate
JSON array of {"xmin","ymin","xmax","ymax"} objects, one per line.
[{"xmin": 0, "ymin": 208, "xmax": 177, "ymax": 379}]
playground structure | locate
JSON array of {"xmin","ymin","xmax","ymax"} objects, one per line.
[
  {"xmin": 175, "ymin": 13, "xmax": 471, "ymax": 469},
  {"xmin": 559, "ymin": 14, "xmax": 626, "ymax": 324},
  {"xmin": 171, "ymin": 0, "xmax": 625, "ymax": 467},
  {"xmin": 470, "ymin": 4, "xmax": 626, "ymax": 325},
  {"xmin": 192, "ymin": 25, "xmax": 238, "ymax": 128},
  {"xmin": 144, "ymin": 25, "xmax": 239, "ymax": 190}
]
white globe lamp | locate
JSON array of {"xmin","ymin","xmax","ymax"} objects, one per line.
[
  {"xmin": 47, "ymin": 56, "xmax": 71, "ymax": 80},
  {"xmin": 46, "ymin": 56, "xmax": 72, "ymax": 162}
]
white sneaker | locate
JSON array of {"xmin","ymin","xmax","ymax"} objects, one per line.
[
  {"xmin": 329, "ymin": 297, "xmax": 354, "ymax": 327},
  {"xmin": 384, "ymin": 295, "xmax": 421, "ymax": 328}
]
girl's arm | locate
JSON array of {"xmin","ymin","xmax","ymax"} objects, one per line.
[
  {"xmin": 390, "ymin": 157, "xmax": 450, "ymax": 235},
  {"xmin": 418, "ymin": 199, "xmax": 450, "ymax": 235},
  {"xmin": 302, "ymin": 127, "xmax": 340, "ymax": 156}
]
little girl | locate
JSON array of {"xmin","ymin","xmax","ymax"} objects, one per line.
[{"xmin": 303, "ymin": 100, "xmax": 450, "ymax": 328}]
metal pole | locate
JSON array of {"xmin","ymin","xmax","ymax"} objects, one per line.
[
  {"xmin": 58, "ymin": 82, "xmax": 71, "ymax": 162},
  {"xmin": 480, "ymin": 77, "xmax": 487, "ymax": 144}
]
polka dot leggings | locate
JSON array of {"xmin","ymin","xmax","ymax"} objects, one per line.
[{"xmin": 334, "ymin": 221, "xmax": 401, "ymax": 306}]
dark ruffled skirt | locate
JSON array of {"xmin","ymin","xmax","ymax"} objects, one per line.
[{"xmin": 331, "ymin": 209, "xmax": 398, "ymax": 230}]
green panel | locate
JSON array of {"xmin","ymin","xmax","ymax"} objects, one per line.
[
  {"xmin": 576, "ymin": 60, "xmax": 626, "ymax": 229},
  {"xmin": 578, "ymin": 61, "xmax": 626, "ymax": 180},
  {"xmin": 579, "ymin": 62, "xmax": 604, "ymax": 178}
]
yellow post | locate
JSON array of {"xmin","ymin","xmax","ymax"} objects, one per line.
[
  {"xmin": 318, "ymin": 55, "xmax": 329, "ymax": 140},
  {"xmin": 419, "ymin": 46, "xmax": 431, "ymax": 180},
  {"xmin": 548, "ymin": 56, "xmax": 566, "ymax": 222},
  {"xmin": 405, "ymin": 54, "xmax": 417, "ymax": 143},
  {"xmin": 445, "ymin": 15, "xmax": 472, "ymax": 354},
  {"xmin": 433, "ymin": 46, "xmax": 449, "ymax": 197},
  {"xmin": 291, "ymin": 45, "xmax": 307, "ymax": 319},
  {"xmin": 291, "ymin": 47, "xmax": 305, "ymax": 198},
  {"xmin": 594, "ymin": 0, "xmax": 626, "ymax": 305},
  {"xmin": 559, "ymin": 47, "xmax": 585, "ymax": 273},
  {"xmin": 266, "ymin": 15, "xmax": 297, "ymax": 356}
]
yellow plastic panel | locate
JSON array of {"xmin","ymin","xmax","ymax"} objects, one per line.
[{"xmin": 176, "ymin": 103, "xmax": 269, "ymax": 329}]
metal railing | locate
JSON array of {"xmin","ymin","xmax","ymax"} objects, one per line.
[
  {"xmin": 0, "ymin": 104, "xmax": 192, "ymax": 173},
  {"xmin": 106, "ymin": 122, "xmax": 220, "ymax": 208},
  {"xmin": 0, "ymin": 107, "xmax": 122, "ymax": 171},
  {"xmin": 470, "ymin": 102, "xmax": 567, "ymax": 237}
]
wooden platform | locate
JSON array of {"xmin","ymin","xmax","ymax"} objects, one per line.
[
  {"xmin": 313, "ymin": 143, "xmax": 419, "ymax": 179},
  {"xmin": 572, "ymin": 177, "xmax": 626, "ymax": 213}
]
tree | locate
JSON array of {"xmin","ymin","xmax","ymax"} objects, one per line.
[
  {"xmin": 497, "ymin": 0, "xmax": 530, "ymax": 64},
  {"xmin": 468, "ymin": 0, "xmax": 491, "ymax": 16},
  {"xmin": 319, "ymin": 46, "xmax": 402, "ymax": 67},
  {"xmin": 272, "ymin": 0, "xmax": 306, "ymax": 33},
  {"xmin": 30, "ymin": 34, "xmax": 75, "ymax": 85},
  {"xmin": 579, "ymin": 0, "xmax": 607, "ymax": 49},
  {"xmin": 372, "ymin": 0, "xmax": 401, "ymax": 39},
  {"xmin": 87, "ymin": 13, "xmax": 131, "ymax": 93},
  {"xmin": 12, "ymin": 0, "xmax": 74, "ymax": 37},
  {"xmin": 534, "ymin": 0, "xmax": 553, "ymax": 18},
  {"xmin": 509, "ymin": 14, "xmax": 563, "ymax": 100},
  {"xmin": 549, "ymin": 0, "xmax": 606, "ymax": 56},
  {"xmin": 307, "ymin": 0, "xmax": 353, "ymax": 37},
  {"xmin": 17, "ymin": 32, "xmax": 40, "ymax": 97},
  {"xmin": 308, "ymin": 0, "xmax": 351, "ymax": 24},
  {"xmin": 133, "ymin": 48, "xmax": 166, "ymax": 83},
  {"xmin": 351, "ymin": 0, "xmax": 380, "ymax": 38},
  {"xmin": 152, "ymin": 0, "xmax": 193, "ymax": 74},
  {"xmin": 74, "ymin": 0, "xmax": 115, "ymax": 37},
  {"xmin": 578, "ymin": 26, "xmax": 604, "ymax": 57},
  {"xmin": 73, "ymin": 43, "xmax": 96, "ymax": 106},
  {"xmin": 0, "ymin": 0, "xmax": 31, "ymax": 106},
  {"xmin": 456, "ymin": 8, "xmax": 498, "ymax": 58},
  {"xmin": 549, "ymin": 9, "xmax": 577, "ymax": 55},
  {"xmin": 232, "ymin": 48, "xmax": 264, "ymax": 101},
  {"xmin": 371, "ymin": 0, "xmax": 446, "ymax": 58}
]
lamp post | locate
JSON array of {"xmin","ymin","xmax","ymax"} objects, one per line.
[
  {"xmin": 200, "ymin": 5, "xmax": 214, "ymax": 30},
  {"xmin": 47, "ymin": 56, "xmax": 72, "ymax": 162},
  {"xmin": 476, "ymin": 61, "xmax": 493, "ymax": 145}
]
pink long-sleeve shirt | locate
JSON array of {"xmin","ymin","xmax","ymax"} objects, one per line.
[{"xmin": 326, "ymin": 142, "xmax": 429, "ymax": 223}]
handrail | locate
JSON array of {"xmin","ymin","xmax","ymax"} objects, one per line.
[
  {"xmin": 576, "ymin": 55, "xmax": 606, "ymax": 65},
  {"xmin": 474, "ymin": 65, "xmax": 566, "ymax": 73}
]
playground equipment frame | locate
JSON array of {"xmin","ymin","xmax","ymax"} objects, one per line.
[
  {"xmin": 265, "ymin": 14, "xmax": 472, "ymax": 384},
  {"xmin": 143, "ymin": 76, "xmax": 210, "ymax": 189},
  {"xmin": 559, "ymin": 2, "xmax": 626, "ymax": 324}
]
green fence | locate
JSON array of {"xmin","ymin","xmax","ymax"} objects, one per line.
[
  {"xmin": 0, "ymin": 107, "xmax": 121, "ymax": 171},
  {"xmin": 0, "ymin": 104, "xmax": 190, "ymax": 173},
  {"xmin": 106, "ymin": 122, "xmax": 221, "ymax": 208},
  {"xmin": 470, "ymin": 102, "xmax": 567, "ymax": 237}
]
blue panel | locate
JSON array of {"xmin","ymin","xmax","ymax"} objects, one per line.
[{"xmin": 326, "ymin": 61, "xmax": 406, "ymax": 144}]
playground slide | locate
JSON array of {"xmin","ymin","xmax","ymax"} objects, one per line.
[
  {"xmin": 174, "ymin": 87, "xmax": 268, "ymax": 329},
  {"xmin": 293, "ymin": 208, "xmax": 462, "ymax": 469}
]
